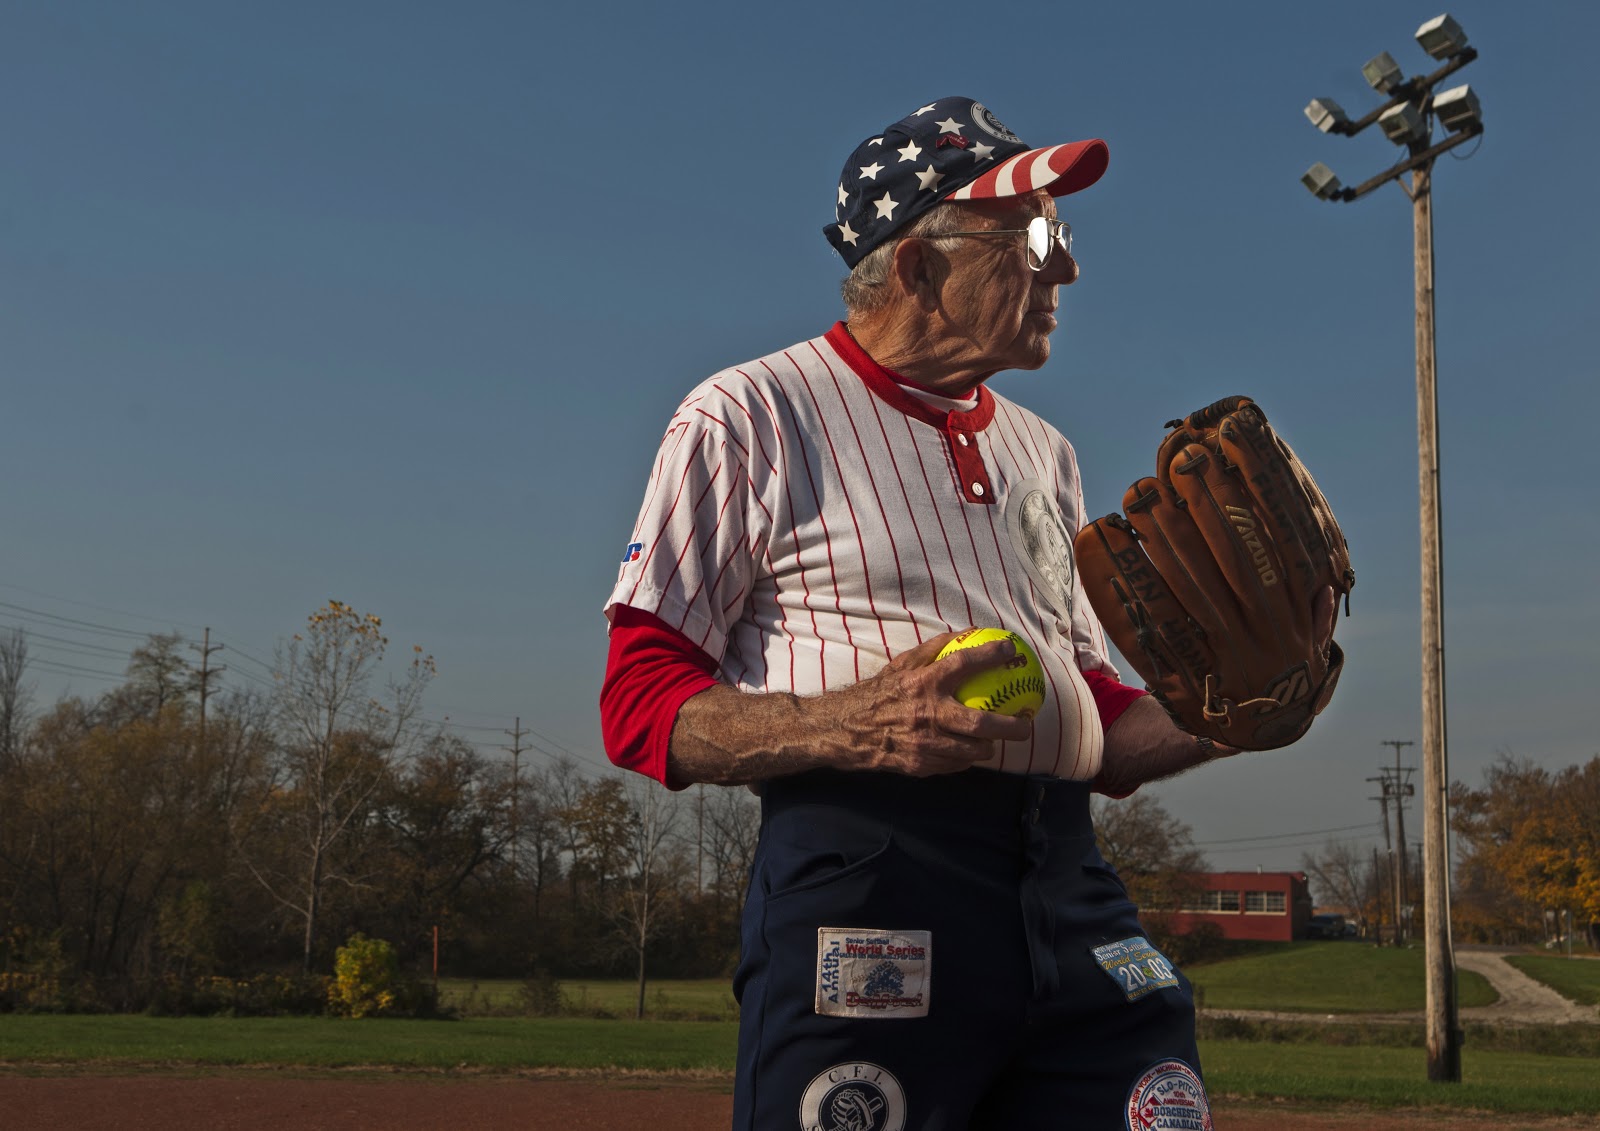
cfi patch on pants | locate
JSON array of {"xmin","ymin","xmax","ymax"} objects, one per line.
[
  {"xmin": 1091, "ymin": 935, "xmax": 1181, "ymax": 1002},
  {"xmin": 814, "ymin": 928, "xmax": 931, "ymax": 1018},
  {"xmin": 1125, "ymin": 1058, "xmax": 1211, "ymax": 1129},
  {"xmin": 799, "ymin": 1061, "xmax": 907, "ymax": 1131}
]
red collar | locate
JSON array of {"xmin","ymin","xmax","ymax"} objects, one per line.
[{"xmin": 824, "ymin": 322, "xmax": 996, "ymax": 434}]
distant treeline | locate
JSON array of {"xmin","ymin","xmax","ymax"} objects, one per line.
[{"xmin": 0, "ymin": 604, "xmax": 759, "ymax": 1014}]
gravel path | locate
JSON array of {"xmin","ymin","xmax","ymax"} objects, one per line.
[{"xmin": 1456, "ymin": 948, "xmax": 1597, "ymax": 1026}]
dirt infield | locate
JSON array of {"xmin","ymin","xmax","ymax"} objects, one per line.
[{"xmin": 1, "ymin": 1072, "xmax": 1592, "ymax": 1131}]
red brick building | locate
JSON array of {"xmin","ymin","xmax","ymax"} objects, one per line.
[{"xmin": 1166, "ymin": 871, "xmax": 1314, "ymax": 942}]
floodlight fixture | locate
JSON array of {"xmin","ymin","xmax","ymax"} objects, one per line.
[
  {"xmin": 1432, "ymin": 84, "xmax": 1481, "ymax": 132},
  {"xmin": 1363, "ymin": 51, "xmax": 1404, "ymax": 94},
  {"xmin": 1301, "ymin": 162, "xmax": 1343, "ymax": 200},
  {"xmin": 1304, "ymin": 97, "xmax": 1351, "ymax": 133},
  {"xmin": 1415, "ymin": 14, "xmax": 1469, "ymax": 60},
  {"xmin": 1379, "ymin": 101, "xmax": 1429, "ymax": 146}
]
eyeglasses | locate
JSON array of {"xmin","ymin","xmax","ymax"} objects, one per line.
[{"xmin": 940, "ymin": 215, "xmax": 1073, "ymax": 271}]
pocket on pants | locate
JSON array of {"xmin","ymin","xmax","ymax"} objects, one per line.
[{"xmin": 761, "ymin": 827, "xmax": 896, "ymax": 903}]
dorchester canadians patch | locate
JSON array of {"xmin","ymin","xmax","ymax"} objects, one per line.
[
  {"xmin": 815, "ymin": 928, "xmax": 931, "ymax": 1019},
  {"xmin": 1124, "ymin": 1058, "xmax": 1212, "ymax": 1130},
  {"xmin": 1092, "ymin": 935, "xmax": 1180, "ymax": 1002},
  {"xmin": 799, "ymin": 1061, "xmax": 907, "ymax": 1131}
]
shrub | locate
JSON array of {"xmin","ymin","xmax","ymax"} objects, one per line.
[
  {"xmin": 329, "ymin": 933, "xmax": 402, "ymax": 1019},
  {"xmin": 518, "ymin": 969, "xmax": 565, "ymax": 1017}
]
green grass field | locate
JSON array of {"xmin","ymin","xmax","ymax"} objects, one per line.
[
  {"xmin": 1201, "ymin": 1041, "xmax": 1599, "ymax": 1114},
  {"xmin": 1504, "ymin": 954, "xmax": 1600, "ymax": 1007},
  {"xmin": 437, "ymin": 978, "xmax": 738, "ymax": 1020},
  {"xmin": 1185, "ymin": 941, "xmax": 1497, "ymax": 1013},
  {"xmin": 2, "ymin": 1014, "xmax": 1597, "ymax": 1115},
  {"xmin": 0, "ymin": 1014, "xmax": 737, "ymax": 1072}
]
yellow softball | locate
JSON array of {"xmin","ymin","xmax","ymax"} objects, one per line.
[{"xmin": 936, "ymin": 628, "xmax": 1047, "ymax": 719}]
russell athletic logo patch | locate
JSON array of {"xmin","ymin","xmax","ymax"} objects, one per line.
[
  {"xmin": 799, "ymin": 1061, "xmax": 906, "ymax": 1131},
  {"xmin": 815, "ymin": 928, "xmax": 930, "ymax": 1019},
  {"xmin": 1124, "ymin": 1058, "xmax": 1211, "ymax": 1130},
  {"xmin": 621, "ymin": 541, "xmax": 643, "ymax": 563}
]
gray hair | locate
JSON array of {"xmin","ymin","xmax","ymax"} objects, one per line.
[{"xmin": 840, "ymin": 203, "xmax": 976, "ymax": 315}]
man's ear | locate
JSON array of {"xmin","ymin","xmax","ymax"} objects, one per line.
[{"xmin": 888, "ymin": 237, "xmax": 943, "ymax": 310}]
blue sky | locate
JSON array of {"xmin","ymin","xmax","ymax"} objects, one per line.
[{"xmin": 3, "ymin": 1, "xmax": 1595, "ymax": 872}]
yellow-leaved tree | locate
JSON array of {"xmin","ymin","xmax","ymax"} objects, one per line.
[{"xmin": 246, "ymin": 602, "xmax": 435, "ymax": 972}]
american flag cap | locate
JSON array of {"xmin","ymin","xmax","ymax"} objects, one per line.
[{"xmin": 825, "ymin": 96, "xmax": 1109, "ymax": 269}]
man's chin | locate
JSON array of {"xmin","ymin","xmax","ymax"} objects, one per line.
[{"xmin": 1008, "ymin": 338, "xmax": 1052, "ymax": 372}]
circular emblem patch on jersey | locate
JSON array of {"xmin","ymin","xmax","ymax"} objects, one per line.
[
  {"xmin": 1004, "ymin": 479, "xmax": 1076, "ymax": 624},
  {"xmin": 798, "ymin": 1061, "xmax": 906, "ymax": 1131},
  {"xmin": 1124, "ymin": 1058, "xmax": 1212, "ymax": 1130},
  {"xmin": 970, "ymin": 102, "xmax": 1021, "ymax": 144}
]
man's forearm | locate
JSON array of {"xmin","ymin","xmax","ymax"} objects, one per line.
[
  {"xmin": 1096, "ymin": 694, "xmax": 1223, "ymax": 796},
  {"xmin": 668, "ymin": 685, "xmax": 841, "ymax": 785}
]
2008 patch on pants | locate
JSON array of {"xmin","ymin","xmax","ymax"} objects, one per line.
[{"xmin": 814, "ymin": 928, "xmax": 931, "ymax": 1018}]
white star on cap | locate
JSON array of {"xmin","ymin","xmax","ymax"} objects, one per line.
[
  {"xmin": 912, "ymin": 104, "xmax": 937, "ymax": 116},
  {"xmin": 970, "ymin": 142, "xmax": 996, "ymax": 161},
  {"xmin": 868, "ymin": 137, "xmax": 883, "ymax": 146},
  {"xmin": 935, "ymin": 117, "xmax": 964, "ymax": 134},
  {"xmin": 859, "ymin": 161, "xmax": 884, "ymax": 181},
  {"xmin": 897, "ymin": 140, "xmax": 922, "ymax": 163},
  {"xmin": 915, "ymin": 165, "xmax": 945, "ymax": 191},
  {"xmin": 837, "ymin": 183, "xmax": 848, "ymax": 207},
  {"xmin": 839, "ymin": 221, "xmax": 860, "ymax": 246},
  {"xmin": 873, "ymin": 192, "xmax": 899, "ymax": 219}
]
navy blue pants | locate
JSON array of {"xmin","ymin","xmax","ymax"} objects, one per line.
[{"xmin": 732, "ymin": 769, "xmax": 1208, "ymax": 1131}]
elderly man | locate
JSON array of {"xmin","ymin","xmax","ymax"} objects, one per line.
[{"xmin": 602, "ymin": 97, "xmax": 1226, "ymax": 1130}]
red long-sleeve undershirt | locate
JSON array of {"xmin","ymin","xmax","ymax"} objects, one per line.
[{"xmin": 600, "ymin": 605, "xmax": 1147, "ymax": 790}]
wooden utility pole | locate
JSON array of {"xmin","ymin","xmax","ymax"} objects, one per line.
[
  {"xmin": 503, "ymin": 717, "xmax": 528, "ymax": 872},
  {"xmin": 1381, "ymin": 740, "xmax": 1417, "ymax": 939},
  {"xmin": 1411, "ymin": 158, "xmax": 1461, "ymax": 1083},
  {"xmin": 1368, "ymin": 773, "xmax": 1400, "ymax": 944},
  {"xmin": 1300, "ymin": 27, "xmax": 1480, "ymax": 1084},
  {"xmin": 190, "ymin": 627, "xmax": 226, "ymax": 743}
]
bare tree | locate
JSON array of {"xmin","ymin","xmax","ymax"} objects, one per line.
[
  {"xmin": 0, "ymin": 628, "xmax": 33, "ymax": 766},
  {"xmin": 1301, "ymin": 839, "xmax": 1376, "ymax": 936},
  {"xmin": 613, "ymin": 775, "xmax": 681, "ymax": 1019},
  {"xmin": 699, "ymin": 785, "xmax": 761, "ymax": 913},
  {"xmin": 546, "ymin": 757, "xmax": 589, "ymax": 902},
  {"xmin": 517, "ymin": 764, "xmax": 564, "ymax": 920}
]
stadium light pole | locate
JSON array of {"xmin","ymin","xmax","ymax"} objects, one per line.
[{"xmin": 1299, "ymin": 12, "xmax": 1482, "ymax": 1084}]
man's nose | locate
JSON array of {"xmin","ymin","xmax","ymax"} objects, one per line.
[{"xmin": 1041, "ymin": 248, "xmax": 1079, "ymax": 286}]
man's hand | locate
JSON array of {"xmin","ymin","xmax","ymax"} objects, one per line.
[
  {"xmin": 823, "ymin": 630, "xmax": 1034, "ymax": 777},
  {"xmin": 668, "ymin": 628, "xmax": 1033, "ymax": 786}
]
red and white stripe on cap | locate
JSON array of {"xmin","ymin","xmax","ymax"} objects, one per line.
[{"xmin": 945, "ymin": 139, "xmax": 1109, "ymax": 200}]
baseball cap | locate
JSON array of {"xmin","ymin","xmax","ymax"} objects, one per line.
[{"xmin": 825, "ymin": 96, "xmax": 1109, "ymax": 269}]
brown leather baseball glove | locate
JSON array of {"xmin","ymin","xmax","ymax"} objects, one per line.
[{"xmin": 1074, "ymin": 396, "xmax": 1354, "ymax": 750}]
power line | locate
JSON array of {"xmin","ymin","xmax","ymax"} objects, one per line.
[
  {"xmin": 0, "ymin": 582, "xmax": 210, "ymax": 632},
  {"xmin": 0, "ymin": 600, "xmax": 175, "ymax": 641},
  {"xmin": 0, "ymin": 625, "xmax": 135, "ymax": 660},
  {"xmin": 1193, "ymin": 821, "xmax": 1377, "ymax": 847},
  {"xmin": 29, "ymin": 658, "xmax": 128, "ymax": 682}
]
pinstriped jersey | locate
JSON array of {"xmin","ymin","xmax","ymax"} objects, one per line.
[{"xmin": 605, "ymin": 323, "xmax": 1120, "ymax": 780}]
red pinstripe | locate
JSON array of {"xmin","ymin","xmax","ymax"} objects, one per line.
[
  {"xmin": 787, "ymin": 349, "xmax": 866, "ymax": 684},
  {"xmin": 734, "ymin": 368, "xmax": 795, "ymax": 690},
  {"xmin": 625, "ymin": 434, "xmax": 722, "ymax": 609},
  {"xmin": 903, "ymin": 412, "xmax": 971, "ymax": 629},
  {"xmin": 768, "ymin": 360, "xmax": 834, "ymax": 689},
  {"xmin": 809, "ymin": 341, "xmax": 902, "ymax": 657}
]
